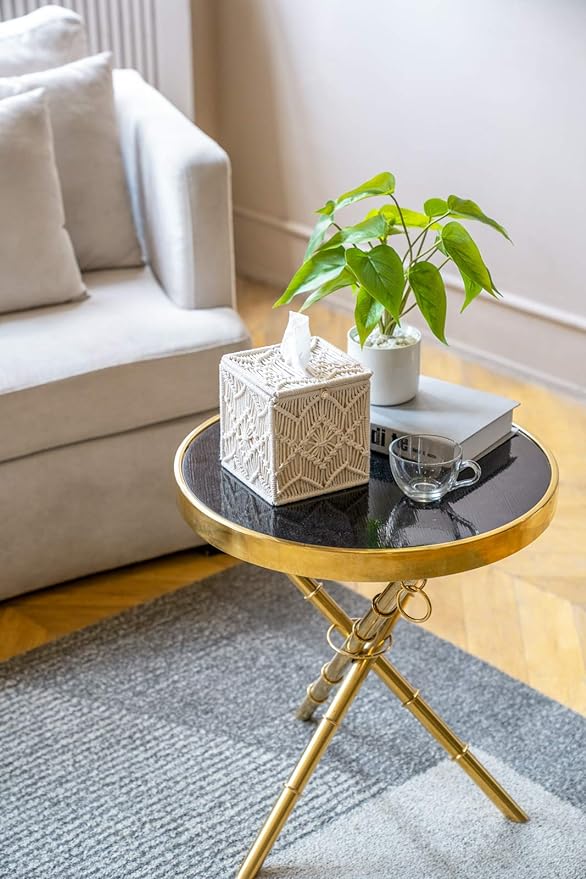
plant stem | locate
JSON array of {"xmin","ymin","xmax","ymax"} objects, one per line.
[
  {"xmin": 398, "ymin": 283, "xmax": 413, "ymax": 318},
  {"xmin": 410, "ymin": 211, "xmax": 451, "ymax": 252},
  {"xmin": 400, "ymin": 301, "xmax": 418, "ymax": 318},
  {"xmin": 404, "ymin": 228, "xmax": 430, "ymax": 265},
  {"xmin": 378, "ymin": 308, "xmax": 398, "ymax": 336},
  {"xmin": 415, "ymin": 243, "xmax": 440, "ymax": 263},
  {"xmin": 383, "ymin": 316, "xmax": 398, "ymax": 335},
  {"xmin": 390, "ymin": 195, "xmax": 413, "ymax": 264},
  {"xmin": 415, "ymin": 229, "xmax": 428, "ymax": 259},
  {"xmin": 437, "ymin": 257, "xmax": 451, "ymax": 271}
]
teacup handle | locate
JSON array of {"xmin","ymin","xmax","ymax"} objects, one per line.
[{"xmin": 453, "ymin": 459, "xmax": 481, "ymax": 490}]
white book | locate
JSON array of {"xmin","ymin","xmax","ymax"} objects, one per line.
[{"xmin": 370, "ymin": 376, "xmax": 519, "ymax": 461}]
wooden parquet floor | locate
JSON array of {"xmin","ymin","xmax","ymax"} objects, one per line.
[{"xmin": 1, "ymin": 278, "xmax": 585, "ymax": 718}]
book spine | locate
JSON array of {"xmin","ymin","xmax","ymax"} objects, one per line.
[{"xmin": 370, "ymin": 423, "xmax": 406, "ymax": 455}]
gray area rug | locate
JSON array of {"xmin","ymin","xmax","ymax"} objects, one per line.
[{"xmin": 1, "ymin": 564, "xmax": 585, "ymax": 878}]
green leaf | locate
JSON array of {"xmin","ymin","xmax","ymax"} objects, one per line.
[
  {"xmin": 440, "ymin": 222, "xmax": 494, "ymax": 293},
  {"xmin": 459, "ymin": 270, "xmax": 483, "ymax": 312},
  {"xmin": 354, "ymin": 287, "xmax": 384, "ymax": 347},
  {"xmin": 300, "ymin": 268, "xmax": 355, "ymax": 311},
  {"xmin": 334, "ymin": 212, "xmax": 389, "ymax": 246},
  {"xmin": 447, "ymin": 195, "xmax": 511, "ymax": 241},
  {"xmin": 435, "ymin": 233, "xmax": 448, "ymax": 257},
  {"xmin": 379, "ymin": 204, "xmax": 436, "ymax": 229},
  {"xmin": 315, "ymin": 199, "xmax": 335, "ymax": 217},
  {"xmin": 363, "ymin": 207, "xmax": 404, "ymax": 236},
  {"xmin": 312, "ymin": 213, "xmax": 390, "ymax": 257},
  {"xmin": 312, "ymin": 230, "xmax": 344, "ymax": 252},
  {"xmin": 343, "ymin": 212, "xmax": 389, "ymax": 242},
  {"xmin": 274, "ymin": 246, "xmax": 346, "ymax": 307},
  {"xmin": 424, "ymin": 198, "xmax": 449, "ymax": 217},
  {"xmin": 334, "ymin": 171, "xmax": 395, "ymax": 211},
  {"xmin": 305, "ymin": 210, "xmax": 335, "ymax": 259},
  {"xmin": 345, "ymin": 244, "xmax": 404, "ymax": 321},
  {"xmin": 408, "ymin": 262, "xmax": 448, "ymax": 344}
]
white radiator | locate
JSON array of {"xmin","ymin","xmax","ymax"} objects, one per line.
[{"xmin": 0, "ymin": 0, "xmax": 194, "ymax": 117}]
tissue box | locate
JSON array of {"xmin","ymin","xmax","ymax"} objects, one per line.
[{"xmin": 220, "ymin": 338, "xmax": 372, "ymax": 506}]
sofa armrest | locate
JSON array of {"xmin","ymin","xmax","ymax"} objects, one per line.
[{"xmin": 113, "ymin": 69, "xmax": 235, "ymax": 310}]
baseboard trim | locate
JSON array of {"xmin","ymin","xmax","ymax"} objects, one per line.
[
  {"xmin": 233, "ymin": 205, "xmax": 586, "ymax": 396},
  {"xmin": 234, "ymin": 204, "xmax": 312, "ymax": 242},
  {"xmin": 441, "ymin": 336, "xmax": 586, "ymax": 398}
]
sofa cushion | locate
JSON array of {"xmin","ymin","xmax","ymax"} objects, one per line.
[
  {"xmin": 0, "ymin": 267, "xmax": 250, "ymax": 464},
  {"xmin": 0, "ymin": 53, "xmax": 143, "ymax": 272},
  {"xmin": 0, "ymin": 6, "xmax": 87, "ymax": 76},
  {"xmin": 0, "ymin": 88, "xmax": 85, "ymax": 314}
]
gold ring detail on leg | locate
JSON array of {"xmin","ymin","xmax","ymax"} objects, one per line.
[
  {"xmin": 305, "ymin": 683, "xmax": 329, "ymax": 706},
  {"xmin": 372, "ymin": 591, "xmax": 400, "ymax": 618},
  {"xmin": 326, "ymin": 623, "xmax": 393, "ymax": 659},
  {"xmin": 320, "ymin": 663, "xmax": 344, "ymax": 686},
  {"xmin": 351, "ymin": 618, "xmax": 370, "ymax": 643},
  {"xmin": 451, "ymin": 743, "xmax": 470, "ymax": 762},
  {"xmin": 401, "ymin": 688, "xmax": 420, "ymax": 708},
  {"xmin": 397, "ymin": 587, "xmax": 432, "ymax": 624},
  {"xmin": 303, "ymin": 581, "xmax": 323, "ymax": 601},
  {"xmin": 401, "ymin": 579, "xmax": 427, "ymax": 593}
]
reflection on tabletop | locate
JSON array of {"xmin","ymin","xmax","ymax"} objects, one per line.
[{"xmin": 215, "ymin": 437, "xmax": 519, "ymax": 550}]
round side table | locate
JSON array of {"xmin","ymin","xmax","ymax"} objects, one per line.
[{"xmin": 175, "ymin": 415, "xmax": 558, "ymax": 879}]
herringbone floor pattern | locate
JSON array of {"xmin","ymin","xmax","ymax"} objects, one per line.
[{"xmin": 1, "ymin": 278, "xmax": 584, "ymax": 716}]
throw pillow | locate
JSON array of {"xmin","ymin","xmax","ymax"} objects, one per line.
[
  {"xmin": 0, "ymin": 52, "xmax": 143, "ymax": 271},
  {"xmin": 0, "ymin": 5, "xmax": 88, "ymax": 76},
  {"xmin": 0, "ymin": 89, "xmax": 85, "ymax": 315}
]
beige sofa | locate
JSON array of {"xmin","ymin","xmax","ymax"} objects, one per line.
[{"xmin": 0, "ymin": 70, "xmax": 250, "ymax": 600}]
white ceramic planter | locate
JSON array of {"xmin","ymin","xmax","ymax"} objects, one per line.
[{"xmin": 347, "ymin": 325, "xmax": 421, "ymax": 406}]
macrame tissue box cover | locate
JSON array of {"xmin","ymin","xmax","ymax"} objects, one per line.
[{"xmin": 219, "ymin": 338, "xmax": 372, "ymax": 506}]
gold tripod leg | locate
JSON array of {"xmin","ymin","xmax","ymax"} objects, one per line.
[
  {"xmin": 296, "ymin": 580, "xmax": 415, "ymax": 721},
  {"xmin": 237, "ymin": 617, "xmax": 395, "ymax": 879},
  {"xmin": 288, "ymin": 574, "xmax": 528, "ymax": 824}
]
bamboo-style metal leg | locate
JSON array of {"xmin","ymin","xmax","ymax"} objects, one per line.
[
  {"xmin": 237, "ymin": 611, "xmax": 398, "ymax": 879},
  {"xmin": 288, "ymin": 574, "xmax": 528, "ymax": 825},
  {"xmin": 296, "ymin": 579, "xmax": 417, "ymax": 720}
]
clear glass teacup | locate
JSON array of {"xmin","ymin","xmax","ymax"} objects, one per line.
[{"xmin": 389, "ymin": 434, "xmax": 481, "ymax": 503}]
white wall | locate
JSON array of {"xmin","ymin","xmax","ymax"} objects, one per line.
[
  {"xmin": 2, "ymin": 1, "xmax": 195, "ymax": 117},
  {"xmin": 192, "ymin": 0, "xmax": 219, "ymax": 134},
  {"xmin": 205, "ymin": 0, "xmax": 586, "ymax": 393}
]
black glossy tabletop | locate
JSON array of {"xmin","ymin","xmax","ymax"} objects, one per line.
[{"xmin": 181, "ymin": 421, "xmax": 553, "ymax": 551}]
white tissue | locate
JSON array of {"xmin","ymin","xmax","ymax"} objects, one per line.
[{"xmin": 280, "ymin": 311, "xmax": 312, "ymax": 375}]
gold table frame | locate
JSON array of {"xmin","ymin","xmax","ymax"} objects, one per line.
[{"xmin": 175, "ymin": 416, "xmax": 558, "ymax": 879}]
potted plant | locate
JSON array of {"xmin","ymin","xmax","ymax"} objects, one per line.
[{"xmin": 274, "ymin": 171, "xmax": 510, "ymax": 405}]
